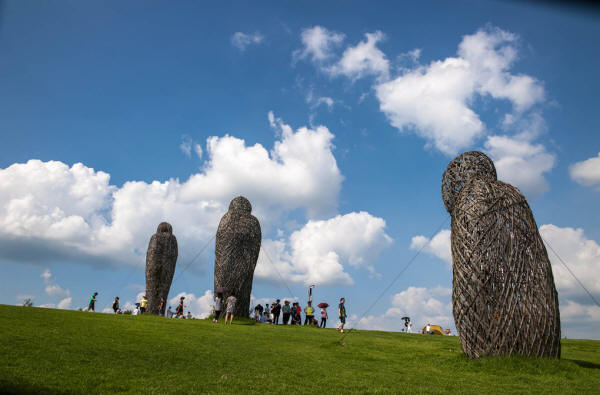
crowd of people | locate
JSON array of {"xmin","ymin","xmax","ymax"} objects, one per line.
[
  {"xmin": 84, "ymin": 291, "xmax": 348, "ymax": 332},
  {"xmin": 210, "ymin": 294, "xmax": 348, "ymax": 332}
]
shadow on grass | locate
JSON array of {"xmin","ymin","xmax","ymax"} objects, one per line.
[
  {"xmin": 0, "ymin": 380, "xmax": 67, "ymax": 395},
  {"xmin": 567, "ymin": 359, "xmax": 600, "ymax": 370}
]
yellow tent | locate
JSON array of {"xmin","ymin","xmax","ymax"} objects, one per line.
[{"xmin": 421, "ymin": 325, "xmax": 444, "ymax": 335}]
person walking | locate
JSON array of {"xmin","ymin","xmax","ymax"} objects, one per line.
[
  {"xmin": 272, "ymin": 299, "xmax": 281, "ymax": 324},
  {"xmin": 213, "ymin": 293, "xmax": 223, "ymax": 323},
  {"xmin": 112, "ymin": 297, "xmax": 119, "ymax": 314},
  {"xmin": 282, "ymin": 300, "xmax": 291, "ymax": 324},
  {"xmin": 140, "ymin": 295, "xmax": 148, "ymax": 314},
  {"xmin": 166, "ymin": 306, "xmax": 173, "ymax": 318},
  {"xmin": 176, "ymin": 297, "xmax": 185, "ymax": 318},
  {"xmin": 225, "ymin": 292, "xmax": 237, "ymax": 325},
  {"xmin": 336, "ymin": 298, "xmax": 347, "ymax": 333},
  {"xmin": 304, "ymin": 301, "xmax": 314, "ymax": 325},
  {"xmin": 87, "ymin": 292, "xmax": 98, "ymax": 312},
  {"xmin": 320, "ymin": 307, "xmax": 328, "ymax": 328}
]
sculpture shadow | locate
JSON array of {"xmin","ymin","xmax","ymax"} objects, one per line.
[{"xmin": 567, "ymin": 359, "xmax": 600, "ymax": 370}]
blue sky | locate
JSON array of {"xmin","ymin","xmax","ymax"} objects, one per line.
[{"xmin": 1, "ymin": 1, "xmax": 599, "ymax": 338}]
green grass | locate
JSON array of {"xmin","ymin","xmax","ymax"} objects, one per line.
[{"xmin": 1, "ymin": 305, "xmax": 599, "ymax": 394}]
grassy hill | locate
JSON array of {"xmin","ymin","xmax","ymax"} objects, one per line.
[{"xmin": 1, "ymin": 305, "xmax": 598, "ymax": 394}]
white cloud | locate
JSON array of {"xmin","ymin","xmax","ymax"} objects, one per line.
[
  {"xmin": 356, "ymin": 286, "xmax": 454, "ymax": 332},
  {"xmin": 180, "ymin": 135, "xmax": 192, "ymax": 157},
  {"xmin": 180, "ymin": 136, "xmax": 203, "ymax": 159},
  {"xmin": 169, "ymin": 290, "xmax": 214, "ymax": 318},
  {"xmin": 295, "ymin": 26, "xmax": 345, "ymax": 62},
  {"xmin": 561, "ymin": 300, "xmax": 600, "ymax": 323},
  {"xmin": 484, "ymin": 134, "xmax": 555, "ymax": 198},
  {"xmin": 328, "ymin": 31, "xmax": 389, "ymax": 80},
  {"xmin": 410, "ymin": 229, "xmax": 451, "ymax": 266},
  {"xmin": 540, "ymin": 224, "xmax": 600, "ymax": 298},
  {"xmin": 255, "ymin": 211, "xmax": 393, "ymax": 286},
  {"xmin": 193, "ymin": 143, "xmax": 203, "ymax": 159},
  {"xmin": 0, "ymin": 114, "xmax": 343, "ymax": 269},
  {"xmin": 41, "ymin": 269, "xmax": 51, "ymax": 281},
  {"xmin": 231, "ymin": 32, "xmax": 264, "ymax": 51},
  {"xmin": 375, "ymin": 26, "xmax": 544, "ymax": 156},
  {"xmin": 57, "ymin": 297, "xmax": 72, "ymax": 309},
  {"xmin": 45, "ymin": 284, "xmax": 70, "ymax": 299},
  {"xmin": 570, "ymin": 153, "xmax": 600, "ymax": 188}
]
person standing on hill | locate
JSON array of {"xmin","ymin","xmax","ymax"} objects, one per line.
[
  {"xmin": 112, "ymin": 297, "xmax": 119, "ymax": 314},
  {"xmin": 320, "ymin": 307, "xmax": 328, "ymax": 328},
  {"xmin": 225, "ymin": 292, "xmax": 237, "ymax": 325},
  {"xmin": 336, "ymin": 298, "xmax": 347, "ymax": 333},
  {"xmin": 272, "ymin": 299, "xmax": 281, "ymax": 324},
  {"xmin": 294, "ymin": 302, "xmax": 302, "ymax": 325},
  {"xmin": 140, "ymin": 295, "xmax": 148, "ymax": 314},
  {"xmin": 304, "ymin": 301, "xmax": 314, "ymax": 325},
  {"xmin": 166, "ymin": 306, "xmax": 173, "ymax": 318},
  {"xmin": 176, "ymin": 296, "xmax": 185, "ymax": 318},
  {"xmin": 282, "ymin": 300, "xmax": 291, "ymax": 324},
  {"xmin": 87, "ymin": 292, "xmax": 98, "ymax": 312},
  {"xmin": 213, "ymin": 293, "xmax": 223, "ymax": 323}
]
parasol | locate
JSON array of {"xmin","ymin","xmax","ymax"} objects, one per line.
[{"xmin": 317, "ymin": 302, "xmax": 329, "ymax": 308}]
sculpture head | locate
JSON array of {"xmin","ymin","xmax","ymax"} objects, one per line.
[
  {"xmin": 441, "ymin": 151, "xmax": 497, "ymax": 215},
  {"xmin": 156, "ymin": 222, "xmax": 173, "ymax": 234},
  {"xmin": 229, "ymin": 196, "xmax": 252, "ymax": 213}
]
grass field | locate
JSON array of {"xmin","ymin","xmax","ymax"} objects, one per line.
[{"xmin": 1, "ymin": 305, "xmax": 599, "ymax": 394}]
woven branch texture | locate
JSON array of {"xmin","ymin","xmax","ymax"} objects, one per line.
[
  {"xmin": 214, "ymin": 197, "xmax": 261, "ymax": 318},
  {"xmin": 442, "ymin": 151, "xmax": 497, "ymax": 214},
  {"xmin": 145, "ymin": 222, "xmax": 178, "ymax": 314},
  {"xmin": 451, "ymin": 178, "xmax": 561, "ymax": 358}
]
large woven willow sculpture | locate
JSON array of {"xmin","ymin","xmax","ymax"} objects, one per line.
[
  {"xmin": 443, "ymin": 152, "xmax": 561, "ymax": 358},
  {"xmin": 214, "ymin": 196, "xmax": 261, "ymax": 318},
  {"xmin": 145, "ymin": 222, "xmax": 178, "ymax": 315}
]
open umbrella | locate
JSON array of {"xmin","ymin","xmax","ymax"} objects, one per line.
[
  {"xmin": 215, "ymin": 287, "xmax": 228, "ymax": 294},
  {"xmin": 317, "ymin": 302, "xmax": 329, "ymax": 308},
  {"xmin": 401, "ymin": 316, "xmax": 410, "ymax": 321}
]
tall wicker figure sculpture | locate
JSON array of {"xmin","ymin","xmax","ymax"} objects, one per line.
[
  {"xmin": 145, "ymin": 222, "xmax": 178, "ymax": 315},
  {"xmin": 442, "ymin": 151, "xmax": 560, "ymax": 358},
  {"xmin": 214, "ymin": 196, "xmax": 261, "ymax": 318}
]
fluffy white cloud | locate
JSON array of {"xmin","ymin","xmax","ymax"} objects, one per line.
[
  {"xmin": 57, "ymin": 297, "xmax": 72, "ymax": 310},
  {"xmin": 295, "ymin": 26, "xmax": 344, "ymax": 62},
  {"xmin": 570, "ymin": 153, "xmax": 600, "ymax": 188},
  {"xmin": 328, "ymin": 31, "xmax": 389, "ymax": 80},
  {"xmin": 561, "ymin": 300, "xmax": 600, "ymax": 323},
  {"xmin": 169, "ymin": 290, "xmax": 214, "ymax": 318},
  {"xmin": 484, "ymin": 134, "xmax": 555, "ymax": 198},
  {"xmin": 410, "ymin": 229, "xmax": 451, "ymax": 266},
  {"xmin": 255, "ymin": 212, "xmax": 393, "ymax": 286},
  {"xmin": 0, "ymin": 114, "xmax": 343, "ymax": 269},
  {"xmin": 375, "ymin": 26, "xmax": 544, "ymax": 156},
  {"xmin": 180, "ymin": 135, "xmax": 203, "ymax": 159},
  {"xmin": 356, "ymin": 286, "xmax": 453, "ymax": 332},
  {"xmin": 45, "ymin": 284, "xmax": 70, "ymax": 299},
  {"xmin": 231, "ymin": 32, "xmax": 264, "ymax": 51},
  {"xmin": 540, "ymin": 224, "xmax": 600, "ymax": 298}
]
